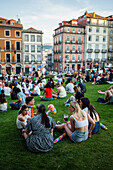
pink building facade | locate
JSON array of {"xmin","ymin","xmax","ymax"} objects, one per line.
[{"xmin": 53, "ymin": 19, "xmax": 85, "ymax": 72}]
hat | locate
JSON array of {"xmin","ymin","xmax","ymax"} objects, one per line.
[{"xmin": 15, "ymin": 82, "xmax": 18, "ymax": 84}]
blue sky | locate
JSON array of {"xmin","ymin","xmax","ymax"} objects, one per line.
[{"xmin": 1, "ymin": 0, "xmax": 113, "ymax": 44}]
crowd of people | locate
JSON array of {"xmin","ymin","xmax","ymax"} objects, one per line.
[{"xmin": 0, "ymin": 68, "xmax": 112, "ymax": 153}]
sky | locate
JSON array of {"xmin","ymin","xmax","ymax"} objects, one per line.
[{"xmin": 1, "ymin": 0, "xmax": 113, "ymax": 44}]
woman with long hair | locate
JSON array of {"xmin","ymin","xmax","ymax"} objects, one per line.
[
  {"xmin": 22, "ymin": 104, "xmax": 56, "ymax": 152},
  {"xmin": 39, "ymin": 82, "xmax": 53, "ymax": 101},
  {"xmin": 80, "ymin": 97, "xmax": 100, "ymax": 136},
  {"xmin": 56, "ymin": 101, "xmax": 95, "ymax": 142}
]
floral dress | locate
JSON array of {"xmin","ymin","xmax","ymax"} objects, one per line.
[{"xmin": 26, "ymin": 114, "xmax": 56, "ymax": 152}]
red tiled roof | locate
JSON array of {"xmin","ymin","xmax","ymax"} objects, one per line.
[
  {"xmin": 0, "ymin": 17, "xmax": 8, "ymax": 21},
  {"xmin": 0, "ymin": 17, "xmax": 22, "ymax": 28},
  {"xmin": 85, "ymin": 12, "xmax": 106, "ymax": 19},
  {"xmin": 27, "ymin": 27, "xmax": 37, "ymax": 31}
]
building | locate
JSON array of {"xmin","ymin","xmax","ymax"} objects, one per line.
[
  {"xmin": 53, "ymin": 19, "xmax": 85, "ymax": 72},
  {"xmin": 0, "ymin": 17, "xmax": 23, "ymax": 74},
  {"xmin": 78, "ymin": 12, "xmax": 108, "ymax": 69},
  {"xmin": 106, "ymin": 15, "xmax": 113, "ymax": 66},
  {"xmin": 22, "ymin": 27, "xmax": 43, "ymax": 74}
]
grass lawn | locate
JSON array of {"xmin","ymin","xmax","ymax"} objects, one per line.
[{"xmin": 0, "ymin": 82, "xmax": 113, "ymax": 170}]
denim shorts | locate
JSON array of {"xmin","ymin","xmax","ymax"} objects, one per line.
[
  {"xmin": 42, "ymin": 97, "xmax": 53, "ymax": 101},
  {"xmin": 71, "ymin": 129, "xmax": 88, "ymax": 142},
  {"xmin": 92, "ymin": 121, "xmax": 100, "ymax": 134},
  {"xmin": 57, "ymin": 96, "xmax": 67, "ymax": 99}
]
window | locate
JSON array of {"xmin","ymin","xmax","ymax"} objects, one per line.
[
  {"xmin": 15, "ymin": 31, "xmax": 20, "ymax": 37},
  {"xmin": 5, "ymin": 30, "xmax": 10, "ymax": 36},
  {"xmin": 6, "ymin": 41, "xmax": 10, "ymax": 50},
  {"xmin": 77, "ymin": 54, "xmax": 81, "ymax": 61},
  {"xmin": 37, "ymin": 36, "xmax": 41, "ymax": 42},
  {"xmin": 31, "ymin": 55, "xmax": 35, "ymax": 62},
  {"xmin": 95, "ymin": 44, "xmax": 99, "ymax": 49},
  {"xmin": 25, "ymin": 35, "xmax": 29, "ymax": 41},
  {"xmin": 66, "ymin": 55, "xmax": 70, "ymax": 61},
  {"xmin": 72, "ymin": 64, "xmax": 75, "ymax": 71},
  {"xmin": 78, "ymin": 46, "xmax": 81, "ymax": 52},
  {"xmin": 88, "ymin": 44, "xmax": 91, "ymax": 49},
  {"xmin": 37, "ymin": 55, "xmax": 41, "ymax": 62},
  {"xmin": 72, "ymin": 45, "xmax": 76, "ymax": 52},
  {"xmin": 95, "ymin": 53, "xmax": 98, "ymax": 59},
  {"xmin": 6, "ymin": 54, "xmax": 10, "ymax": 62},
  {"xmin": 72, "ymin": 36, "xmax": 76, "ymax": 43},
  {"xmin": 96, "ymin": 27, "xmax": 99, "ymax": 33},
  {"xmin": 110, "ymin": 37, "xmax": 113, "ymax": 42},
  {"xmin": 78, "ymin": 36, "xmax": 81, "ymax": 43},
  {"xmin": 103, "ymin": 28, "xmax": 106, "ymax": 33},
  {"xmin": 31, "ymin": 35, "xmax": 35, "ymax": 42},
  {"xmin": 72, "ymin": 28, "xmax": 75, "ymax": 33},
  {"xmin": 72, "ymin": 55, "xmax": 75, "ymax": 61},
  {"xmin": 78, "ymin": 28, "xmax": 81, "ymax": 33},
  {"xmin": 37, "ymin": 45, "xmax": 41, "ymax": 52},
  {"xmin": 17, "ymin": 54, "xmax": 21, "ymax": 62},
  {"xmin": 66, "ymin": 45, "xmax": 70, "ymax": 52},
  {"xmin": 66, "ymin": 36, "xmax": 70, "ymax": 42},
  {"xmin": 31, "ymin": 45, "xmax": 35, "ymax": 52},
  {"xmin": 0, "ymin": 20, "xmax": 5, "ymax": 24},
  {"xmin": 102, "ymin": 53, "xmax": 105, "ymax": 59},
  {"xmin": 102, "ymin": 44, "xmax": 106, "ymax": 49},
  {"xmin": 110, "ymin": 29, "xmax": 113, "ymax": 34},
  {"xmin": 88, "ymin": 53, "xmax": 91, "ymax": 59},
  {"xmin": 96, "ymin": 36, "xmax": 99, "ymax": 41},
  {"xmin": 25, "ymin": 45, "xmax": 29, "ymax": 52},
  {"xmin": 67, "ymin": 27, "xmax": 70, "ymax": 32},
  {"xmin": 88, "ymin": 35, "xmax": 92, "ymax": 41},
  {"xmin": 25, "ymin": 55, "xmax": 29, "ymax": 62},
  {"xmin": 16, "ymin": 42, "xmax": 20, "ymax": 50},
  {"xmin": 103, "ymin": 36, "xmax": 106, "ymax": 42},
  {"xmin": 89, "ymin": 27, "xmax": 92, "ymax": 32}
]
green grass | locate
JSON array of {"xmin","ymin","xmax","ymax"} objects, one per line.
[{"xmin": 0, "ymin": 83, "xmax": 113, "ymax": 170}]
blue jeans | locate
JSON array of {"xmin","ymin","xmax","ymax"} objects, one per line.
[
  {"xmin": 10, "ymin": 102, "xmax": 20, "ymax": 110},
  {"xmin": 71, "ymin": 130, "xmax": 88, "ymax": 142},
  {"xmin": 31, "ymin": 93, "xmax": 38, "ymax": 96}
]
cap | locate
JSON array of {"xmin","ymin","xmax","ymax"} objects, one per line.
[{"xmin": 15, "ymin": 82, "xmax": 18, "ymax": 84}]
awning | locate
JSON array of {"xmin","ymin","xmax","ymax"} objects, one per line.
[
  {"xmin": 31, "ymin": 65, "xmax": 35, "ymax": 68},
  {"xmin": 37, "ymin": 65, "xmax": 41, "ymax": 68},
  {"xmin": 25, "ymin": 65, "xmax": 29, "ymax": 68}
]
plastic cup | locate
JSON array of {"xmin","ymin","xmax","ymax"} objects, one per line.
[{"xmin": 64, "ymin": 115, "xmax": 68, "ymax": 122}]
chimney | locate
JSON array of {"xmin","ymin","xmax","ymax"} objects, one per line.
[
  {"xmin": 93, "ymin": 12, "xmax": 95, "ymax": 18},
  {"xmin": 17, "ymin": 18, "xmax": 21, "ymax": 24}
]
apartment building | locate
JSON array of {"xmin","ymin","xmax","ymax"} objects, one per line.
[
  {"xmin": 78, "ymin": 12, "xmax": 108, "ymax": 69},
  {"xmin": 0, "ymin": 17, "xmax": 23, "ymax": 74},
  {"xmin": 106, "ymin": 15, "xmax": 113, "ymax": 66},
  {"xmin": 53, "ymin": 19, "xmax": 85, "ymax": 72},
  {"xmin": 22, "ymin": 27, "xmax": 43, "ymax": 74}
]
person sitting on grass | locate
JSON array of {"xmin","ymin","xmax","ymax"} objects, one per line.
[
  {"xmin": 16, "ymin": 105, "xmax": 31, "ymax": 136},
  {"xmin": 80, "ymin": 97, "xmax": 100, "ymax": 135},
  {"xmin": 55, "ymin": 101, "xmax": 95, "ymax": 142},
  {"xmin": 10, "ymin": 88, "xmax": 26, "ymax": 110},
  {"xmin": 39, "ymin": 82, "xmax": 53, "ymax": 101},
  {"xmin": 30, "ymin": 82, "xmax": 40, "ymax": 96},
  {"xmin": 64, "ymin": 86, "xmax": 84, "ymax": 106},
  {"xmin": 0, "ymin": 91, "xmax": 8, "ymax": 112},
  {"xmin": 52, "ymin": 82, "xmax": 67, "ymax": 99},
  {"xmin": 22, "ymin": 104, "xmax": 56, "ymax": 152}
]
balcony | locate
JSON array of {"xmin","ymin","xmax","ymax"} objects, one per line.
[
  {"xmin": 76, "ymin": 40, "xmax": 82, "ymax": 44},
  {"xmin": 94, "ymin": 58, "xmax": 100, "ymax": 62},
  {"xmin": 65, "ymin": 41, "xmax": 71, "ymax": 44},
  {"xmin": 87, "ymin": 49, "xmax": 93, "ymax": 53},
  {"xmin": 76, "ymin": 50, "xmax": 82, "ymax": 54},
  {"xmin": 108, "ymin": 57, "xmax": 113, "ymax": 61},
  {"xmin": 101, "ymin": 49, "xmax": 107, "ymax": 53},
  {"xmin": 87, "ymin": 58, "xmax": 92, "ymax": 62},
  {"xmin": 94, "ymin": 49, "xmax": 100, "ymax": 53},
  {"xmin": 108, "ymin": 48, "xmax": 113, "ymax": 53},
  {"xmin": 65, "ymin": 50, "xmax": 70, "ymax": 53},
  {"xmin": 71, "ymin": 40, "xmax": 76, "ymax": 44},
  {"xmin": 101, "ymin": 58, "xmax": 106, "ymax": 62}
]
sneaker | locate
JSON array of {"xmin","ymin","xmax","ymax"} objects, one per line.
[{"xmin": 57, "ymin": 121, "xmax": 62, "ymax": 125}]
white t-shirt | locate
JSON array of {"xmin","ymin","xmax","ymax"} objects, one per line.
[
  {"xmin": 66, "ymin": 83, "xmax": 74, "ymax": 93},
  {"xmin": 34, "ymin": 85, "xmax": 40, "ymax": 95},
  {"xmin": 58, "ymin": 86, "xmax": 67, "ymax": 98},
  {"xmin": 16, "ymin": 115, "xmax": 30, "ymax": 129},
  {"xmin": 0, "ymin": 103, "xmax": 7, "ymax": 111},
  {"xmin": 3, "ymin": 87, "xmax": 11, "ymax": 96}
]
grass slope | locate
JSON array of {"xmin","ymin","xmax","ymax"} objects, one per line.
[{"xmin": 0, "ymin": 83, "xmax": 113, "ymax": 170}]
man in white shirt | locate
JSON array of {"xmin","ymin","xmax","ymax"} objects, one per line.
[
  {"xmin": 66, "ymin": 80, "xmax": 74, "ymax": 93},
  {"xmin": 31, "ymin": 83, "xmax": 40, "ymax": 96},
  {"xmin": 3, "ymin": 83, "xmax": 11, "ymax": 96}
]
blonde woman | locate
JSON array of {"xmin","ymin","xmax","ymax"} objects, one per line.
[
  {"xmin": 52, "ymin": 82, "xmax": 67, "ymax": 99},
  {"xmin": 56, "ymin": 101, "xmax": 95, "ymax": 142}
]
